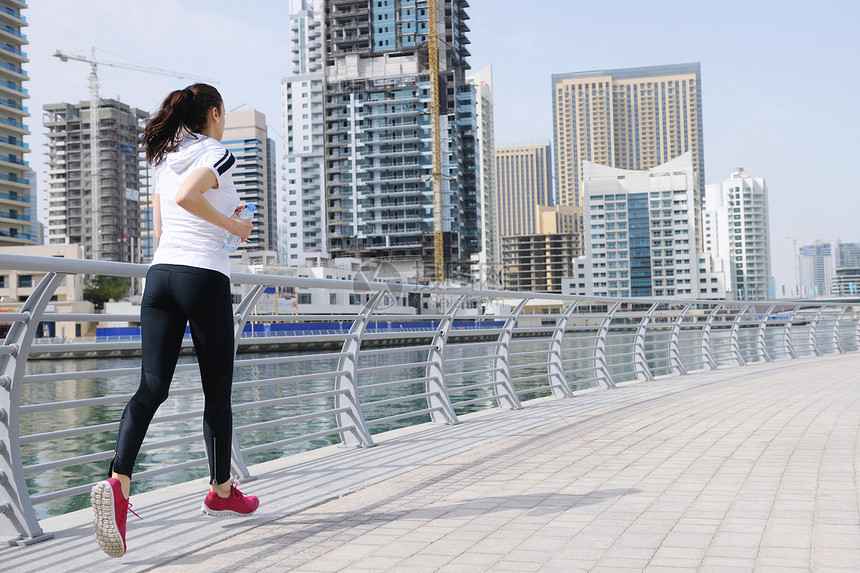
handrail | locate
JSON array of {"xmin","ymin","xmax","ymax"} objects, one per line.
[{"xmin": 0, "ymin": 253, "xmax": 857, "ymax": 545}]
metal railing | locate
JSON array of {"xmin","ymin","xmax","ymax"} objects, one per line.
[{"xmin": 0, "ymin": 253, "xmax": 858, "ymax": 546}]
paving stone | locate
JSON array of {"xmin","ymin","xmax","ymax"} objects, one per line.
[{"xmin": 10, "ymin": 355, "xmax": 860, "ymax": 573}]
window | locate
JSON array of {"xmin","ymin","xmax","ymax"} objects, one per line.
[
  {"xmin": 329, "ymin": 293, "xmax": 337, "ymax": 305},
  {"xmin": 298, "ymin": 293, "xmax": 312, "ymax": 304},
  {"xmin": 349, "ymin": 294, "xmax": 362, "ymax": 305},
  {"xmin": 18, "ymin": 275, "xmax": 33, "ymax": 288},
  {"xmin": 0, "ymin": 276, "xmax": 5, "ymax": 288}
]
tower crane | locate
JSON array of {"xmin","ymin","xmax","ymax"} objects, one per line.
[
  {"xmin": 53, "ymin": 47, "xmax": 218, "ymax": 261},
  {"xmin": 427, "ymin": 0, "xmax": 444, "ymax": 285}
]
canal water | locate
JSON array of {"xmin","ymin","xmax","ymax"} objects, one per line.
[{"xmin": 18, "ymin": 327, "xmax": 784, "ymax": 520}]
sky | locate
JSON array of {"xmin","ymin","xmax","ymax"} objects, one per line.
[{"xmin": 25, "ymin": 0, "xmax": 860, "ymax": 295}]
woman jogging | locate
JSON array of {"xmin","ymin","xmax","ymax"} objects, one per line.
[{"xmin": 91, "ymin": 84, "xmax": 260, "ymax": 558}]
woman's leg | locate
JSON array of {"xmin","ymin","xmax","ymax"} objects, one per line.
[
  {"xmin": 173, "ymin": 267, "xmax": 235, "ymax": 489},
  {"xmin": 110, "ymin": 266, "xmax": 188, "ymax": 493}
]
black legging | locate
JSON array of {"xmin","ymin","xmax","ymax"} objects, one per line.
[{"xmin": 110, "ymin": 264, "xmax": 235, "ymax": 485}]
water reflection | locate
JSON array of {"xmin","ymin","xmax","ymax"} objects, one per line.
[{"xmin": 18, "ymin": 328, "xmax": 774, "ymax": 520}]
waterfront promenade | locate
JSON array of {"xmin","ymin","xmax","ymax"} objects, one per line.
[{"xmin": 5, "ymin": 353, "xmax": 860, "ymax": 572}]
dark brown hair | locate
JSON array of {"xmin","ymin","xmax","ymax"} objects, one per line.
[{"xmin": 143, "ymin": 83, "xmax": 223, "ymax": 165}]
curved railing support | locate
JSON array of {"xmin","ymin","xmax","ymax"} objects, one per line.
[
  {"xmin": 784, "ymin": 306, "xmax": 800, "ymax": 359},
  {"xmin": 0, "ymin": 272, "xmax": 63, "ymax": 546},
  {"xmin": 229, "ymin": 284, "xmax": 266, "ymax": 481},
  {"xmin": 808, "ymin": 306, "xmax": 824, "ymax": 356},
  {"xmin": 729, "ymin": 305, "xmax": 749, "ymax": 367},
  {"xmin": 546, "ymin": 301, "xmax": 578, "ymax": 398},
  {"xmin": 700, "ymin": 304, "xmax": 722, "ymax": 371},
  {"xmin": 668, "ymin": 304, "xmax": 693, "ymax": 376},
  {"xmin": 833, "ymin": 307, "xmax": 847, "ymax": 354},
  {"xmin": 632, "ymin": 303, "xmax": 658, "ymax": 381},
  {"xmin": 595, "ymin": 302, "xmax": 621, "ymax": 388},
  {"xmin": 492, "ymin": 299, "xmax": 527, "ymax": 409},
  {"xmin": 854, "ymin": 311, "xmax": 860, "ymax": 351},
  {"xmin": 424, "ymin": 296, "xmax": 463, "ymax": 424},
  {"xmin": 334, "ymin": 292, "xmax": 384, "ymax": 447},
  {"xmin": 757, "ymin": 305, "xmax": 775, "ymax": 362}
]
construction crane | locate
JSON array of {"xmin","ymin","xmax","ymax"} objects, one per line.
[
  {"xmin": 427, "ymin": 0, "xmax": 444, "ymax": 285},
  {"xmin": 54, "ymin": 47, "xmax": 218, "ymax": 261}
]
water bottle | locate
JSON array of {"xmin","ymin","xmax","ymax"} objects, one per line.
[{"xmin": 222, "ymin": 203, "xmax": 256, "ymax": 253}]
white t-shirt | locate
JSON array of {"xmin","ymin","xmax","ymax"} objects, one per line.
[{"xmin": 150, "ymin": 134, "xmax": 239, "ymax": 277}]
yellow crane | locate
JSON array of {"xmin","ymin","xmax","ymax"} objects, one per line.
[
  {"xmin": 427, "ymin": 0, "xmax": 444, "ymax": 284},
  {"xmin": 54, "ymin": 47, "xmax": 217, "ymax": 260}
]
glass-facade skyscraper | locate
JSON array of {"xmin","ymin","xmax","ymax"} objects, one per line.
[{"xmin": 0, "ymin": 1, "xmax": 31, "ymax": 247}]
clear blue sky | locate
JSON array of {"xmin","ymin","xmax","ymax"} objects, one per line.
[{"xmin": 26, "ymin": 1, "xmax": 860, "ymax": 293}]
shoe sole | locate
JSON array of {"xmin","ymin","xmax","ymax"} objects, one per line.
[
  {"xmin": 91, "ymin": 481, "xmax": 125, "ymax": 558},
  {"xmin": 201, "ymin": 503, "xmax": 259, "ymax": 518}
]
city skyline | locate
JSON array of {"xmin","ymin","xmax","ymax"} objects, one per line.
[{"xmin": 20, "ymin": 0, "xmax": 860, "ymax": 295}]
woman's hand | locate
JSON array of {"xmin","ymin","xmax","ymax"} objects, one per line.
[{"xmin": 229, "ymin": 206, "xmax": 253, "ymax": 241}]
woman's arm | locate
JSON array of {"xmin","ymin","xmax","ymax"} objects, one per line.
[
  {"xmin": 153, "ymin": 193, "xmax": 162, "ymax": 247},
  {"xmin": 175, "ymin": 166, "xmax": 253, "ymax": 240}
]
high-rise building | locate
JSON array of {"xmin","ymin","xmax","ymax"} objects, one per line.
[
  {"xmin": 223, "ymin": 109, "xmax": 276, "ymax": 253},
  {"xmin": 0, "ymin": 1, "xmax": 31, "ymax": 246},
  {"xmin": 495, "ymin": 143, "xmax": 553, "ymax": 237},
  {"xmin": 797, "ymin": 241, "xmax": 833, "ymax": 298},
  {"xmin": 569, "ymin": 153, "xmax": 725, "ymax": 299},
  {"xmin": 703, "ymin": 168, "xmax": 772, "ymax": 300},
  {"xmin": 466, "ymin": 64, "xmax": 499, "ymax": 287},
  {"xmin": 503, "ymin": 204, "xmax": 582, "ymax": 293},
  {"xmin": 44, "ymin": 99, "xmax": 147, "ymax": 262},
  {"xmin": 323, "ymin": 0, "xmax": 478, "ymax": 281},
  {"xmin": 836, "ymin": 241, "xmax": 860, "ymax": 268},
  {"xmin": 282, "ymin": 0, "xmax": 326, "ymax": 265},
  {"xmin": 552, "ymin": 63, "xmax": 704, "ymax": 207}
]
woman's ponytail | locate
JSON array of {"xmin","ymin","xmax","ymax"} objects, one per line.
[{"xmin": 143, "ymin": 83, "xmax": 223, "ymax": 166}]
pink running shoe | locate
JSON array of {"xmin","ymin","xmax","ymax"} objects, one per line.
[
  {"xmin": 91, "ymin": 478, "xmax": 140, "ymax": 558},
  {"xmin": 202, "ymin": 484, "xmax": 260, "ymax": 517}
]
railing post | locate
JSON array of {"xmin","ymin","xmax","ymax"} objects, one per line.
[
  {"xmin": 833, "ymin": 307, "xmax": 847, "ymax": 354},
  {"xmin": 546, "ymin": 301, "xmax": 577, "ymax": 398},
  {"xmin": 424, "ymin": 295, "xmax": 463, "ymax": 424},
  {"xmin": 728, "ymin": 305, "xmax": 748, "ymax": 367},
  {"xmin": 491, "ymin": 299, "xmax": 526, "ymax": 409},
  {"xmin": 632, "ymin": 303, "xmax": 658, "ymax": 381},
  {"xmin": 668, "ymin": 303, "xmax": 693, "ymax": 376},
  {"xmin": 700, "ymin": 304, "xmax": 721, "ymax": 370},
  {"xmin": 594, "ymin": 302, "xmax": 620, "ymax": 388},
  {"xmin": 784, "ymin": 306, "xmax": 800, "ymax": 359},
  {"xmin": 855, "ymin": 310, "xmax": 860, "ymax": 351},
  {"xmin": 808, "ymin": 306, "xmax": 824, "ymax": 356},
  {"xmin": 0, "ymin": 272, "xmax": 63, "ymax": 546},
  {"xmin": 334, "ymin": 291, "xmax": 383, "ymax": 447},
  {"xmin": 228, "ymin": 284, "xmax": 266, "ymax": 481},
  {"xmin": 757, "ymin": 305, "xmax": 774, "ymax": 362}
]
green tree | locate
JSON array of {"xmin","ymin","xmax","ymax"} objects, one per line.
[{"xmin": 83, "ymin": 275, "xmax": 130, "ymax": 309}]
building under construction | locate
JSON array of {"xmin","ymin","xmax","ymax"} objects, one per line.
[
  {"xmin": 322, "ymin": 0, "xmax": 478, "ymax": 282},
  {"xmin": 44, "ymin": 100, "xmax": 147, "ymax": 262}
]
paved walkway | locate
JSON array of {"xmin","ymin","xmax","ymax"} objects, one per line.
[{"xmin": 5, "ymin": 354, "xmax": 860, "ymax": 572}]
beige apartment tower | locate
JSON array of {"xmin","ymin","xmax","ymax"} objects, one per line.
[
  {"xmin": 223, "ymin": 109, "xmax": 277, "ymax": 253},
  {"xmin": 495, "ymin": 143, "xmax": 553, "ymax": 238},
  {"xmin": 552, "ymin": 63, "xmax": 704, "ymax": 207}
]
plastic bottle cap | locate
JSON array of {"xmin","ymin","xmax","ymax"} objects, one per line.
[{"xmin": 246, "ymin": 204, "xmax": 257, "ymax": 212}]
